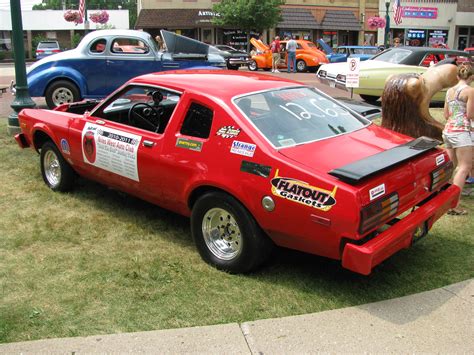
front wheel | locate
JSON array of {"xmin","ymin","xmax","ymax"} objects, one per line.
[
  {"xmin": 248, "ymin": 60, "xmax": 258, "ymax": 71},
  {"xmin": 191, "ymin": 191, "xmax": 273, "ymax": 273},
  {"xmin": 40, "ymin": 141, "xmax": 75, "ymax": 192},
  {"xmin": 45, "ymin": 80, "xmax": 80, "ymax": 109},
  {"xmin": 296, "ymin": 59, "xmax": 307, "ymax": 72}
]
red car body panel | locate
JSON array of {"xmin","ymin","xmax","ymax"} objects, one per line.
[{"xmin": 15, "ymin": 70, "xmax": 459, "ymax": 275}]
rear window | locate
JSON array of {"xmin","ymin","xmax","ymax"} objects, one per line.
[
  {"xmin": 38, "ymin": 42, "xmax": 59, "ymax": 49},
  {"xmin": 234, "ymin": 87, "xmax": 369, "ymax": 148},
  {"xmin": 353, "ymin": 48, "xmax": 377, "ymax": 55},
  {"xmin": 372, "ymin": 48, "xmax": 411, "ymax": 63}
]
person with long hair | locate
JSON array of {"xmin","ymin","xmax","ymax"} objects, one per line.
[{"xmin": 443, "ymin": 62, "xmax": 473, "ymax": 215}]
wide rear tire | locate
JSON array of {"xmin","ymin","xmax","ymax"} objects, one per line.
[{"xmin": 191, "ymin": 191, "xmax": 273, "ymax": 273}]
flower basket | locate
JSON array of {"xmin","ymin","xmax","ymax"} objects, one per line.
[
  {"xmin": 64, "ymin": 10, "xmax": 83, "ymax": 25},
  {"xmin": 367, "ymin": 16, "xmax": 386, "ymax": 30},
  {"xmin": 89, "ymin": 10, "xmax": 109, "ymax": 25}
]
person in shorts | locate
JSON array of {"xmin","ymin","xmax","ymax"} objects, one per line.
[
  {"xmin": 270, "ymin": 36, "xmax": 281, "ymax": 73},
  {"xmin": 443, "ymin": 62, "xmax": 473, "ymax": 215}
]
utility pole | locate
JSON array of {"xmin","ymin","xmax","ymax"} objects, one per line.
[{"xmin": 8, "ymin": 0, "xmax": 35, "ymax": 135}]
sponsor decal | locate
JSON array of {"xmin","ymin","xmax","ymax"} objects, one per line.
[
  {"xmin": 176, "ymin": 137, "xmax": 203, "ymax": 152},
  {"xmin": 230, "ymin": 140, "xmax": 256, "ymax": 157},
  {"xmin": 216, "ymin": 125, "xmax": 241, "ymax": 138},
  {"xmin": 81, "ymin": 123, "xmax": 141, "ymax": 181},
  {"xmin": 270, "ymin": 169, "xmax": 337, "ymax": 211},
  {"xmin": 240, "ymin": 161, "xmax": 272, "ymax": 178},
  {"xmin": 60, "ymin": 138, "xmax": 70, "ymax": 154},
  {"xmin": 369, "ymin": 183, "xmax": 386, "ymax": 201},
  {"xmin": 436, "ymin": 154, "xmax": 445, "ymax": 166}
]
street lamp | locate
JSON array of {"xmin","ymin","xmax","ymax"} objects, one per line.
[{"xmin": 384, "ymin": 1, "xmax": 391, "ymax": 48}]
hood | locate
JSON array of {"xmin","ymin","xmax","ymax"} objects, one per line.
[
  {"xmin": 319, "ymin": 59, "xmax": 406, "ymax": 75},
  {"xmin": 317, "ymin": 39, "xmax": 333, "ymax": 54},
  {"xmin": 27, "ymin": 49, "xmax": 77, "ymax": 74},
  {"xmin": 278, "ymin": 125, "xmax": 411, "ymax": 176},
  {"xmin": 250, "ymin": 37, "xmax": 269, "ymax": 53}
]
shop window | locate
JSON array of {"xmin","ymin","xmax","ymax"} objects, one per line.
[{"xmin": 180, "ymin": 103, "xmax": 214, "ymax": 139}]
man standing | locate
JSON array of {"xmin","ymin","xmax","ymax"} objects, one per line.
[
  {"xmin": 286, "ymin": 35, "xmax": 297, "ymax": 73},
  {"xmin": 271, "ymin": 36, "xmax": 281, "ymax": 73}
]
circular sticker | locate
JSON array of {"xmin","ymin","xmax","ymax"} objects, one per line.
[{"xmin": 83, "ymin": 130, "xmax": 96, "ymax": 163}]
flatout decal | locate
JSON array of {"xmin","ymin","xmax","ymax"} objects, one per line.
[
  {"xmin": 82, "ymin": 123, "xmax": 141, "ymax": 181},
  {"xmin": 271, "ymin": 169, "xmax": 337, "ymax": 211}
]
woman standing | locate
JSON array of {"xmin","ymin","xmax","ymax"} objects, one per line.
[{"xmin": 443, "ymin": 62, "xmax": 473, "ymax": 215}]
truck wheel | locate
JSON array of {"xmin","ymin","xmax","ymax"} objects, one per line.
[
  {"xmin": 191, "ymin": 191, "xmax": 273, "ymax": 273},
  {"xmin": 359, "ymin": 94, "xmax": 380, "ymax": 103},
  {"xmin": 296, "ymin": 60, "xmax": 307, "ymax": 72},
  {"xmin": 40, "ymin": 141, "xmax": 75, "ymax": 192},
  {"xmin": 45, "ymin": 80, "xmax": 80, "ymax": 109},
  {"xmin": 248, "ymin": 60, "xmax": 258, "ymax": 71}
]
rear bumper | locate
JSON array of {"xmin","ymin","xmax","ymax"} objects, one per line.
[
  {"xmin": 342, "ymin": 184, "xmax": 460, "ymax": 275},
  {"xmin": 317, "ymin": 76, "xmax": 348, "ymax": 91}
]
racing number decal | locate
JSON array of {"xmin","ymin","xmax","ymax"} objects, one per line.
[
  {"xmin": 271, "ymin": 169, "xmax": 337, "ymax": 211},
  {"xmin": 81, "ymin": 123, "xmax": 142, "ymax": 181}
]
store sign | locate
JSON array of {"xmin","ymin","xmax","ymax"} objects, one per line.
[
  {"xmin": 403, "ymin": 7, "xmax": 437, "ymax": 19},
  {"xmin": 407, "ymin": 30, "xmax": 426, "ymax": 39}
]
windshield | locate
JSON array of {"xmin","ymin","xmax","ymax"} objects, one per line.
[
  {"xmin": 371, "ymin": 48, "xmax": 411, "ymax": 63},
  {"xmin": 234, "ymin": 87, "xmax": 369, "ymax": 148}
]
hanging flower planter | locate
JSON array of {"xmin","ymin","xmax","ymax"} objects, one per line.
[
  {"xmin": 64, "ymin": 10, "xmax": 83, "ymax": 25},
  {"xmin": 367, "ymin": 16, "xmax": 386, "ymax": 30},
  {"xmin": 89, "ymin": 10, "xmax": 109, "ymax": 25}
]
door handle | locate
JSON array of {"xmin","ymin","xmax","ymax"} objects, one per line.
[
  {"xmin": 143, "ymin": 140, "xmax": 155, "ymax": 147},
  {"xmin": 106, "ymin": 59, "xmax": 115, "ymax": 64}
]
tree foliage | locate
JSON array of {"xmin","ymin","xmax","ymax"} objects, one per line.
[
  {"xmin": 32, "ymin": 0, "xmax": 137, "ymax": 28},
  {"xmin": 212, "ymin": 0, "xmax": 285, "ymax": 32}
]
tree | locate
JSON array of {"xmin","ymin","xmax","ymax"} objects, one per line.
[
  {"xmin": 212, "ymin": 0, "xmax": 285, "ymax": 33},
  {"xmin": 32, "ymin": 0, "xmax": 137, "ymax": 28}
]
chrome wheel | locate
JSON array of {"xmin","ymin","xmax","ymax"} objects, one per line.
[
  {"xmin": 51, "ymin": 87, "xmax": 74, "ymax": 106},
  {"xmin": 296, "ymin": 60, "xmax": 307, "ymax": 72},
  {"xmin": 202, "ymin": 208, "xmax": 242, "ymax": 260},
  {"xmin": 248, "ymin": 60, "xmax": 258, "ymax": 71},
  {"xmin": 43, "ymin": 150, "xmax": 61, "ymax": 188}
]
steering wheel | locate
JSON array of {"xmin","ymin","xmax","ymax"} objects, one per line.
[{"xmin": 128, "ymin": 102, "xmax": 163, "ymax": 132}]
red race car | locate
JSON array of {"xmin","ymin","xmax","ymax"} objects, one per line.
[{"xmin": 15, "ymin": 70, "xmax": 459, "ymax": 275}]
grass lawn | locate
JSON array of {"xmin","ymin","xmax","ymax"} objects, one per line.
[{"xmin": 1, "ymin": 117, "xmax": 473, "ymax": 344}]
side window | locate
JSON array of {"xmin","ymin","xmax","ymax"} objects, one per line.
[
  {"xmin": 90, "ymin": 38, "xmax": 107, "ymax": 53},
  {"xmin": 180, "ymin": 103, "xmax": 214, "ymax": 139},
  {"xmin": 111, "ymin": 38, "xmax": 149, "ymax": 54},
  {"xmin": 296, "ymin": 43, "xmax": 303, "ymax": 49}
]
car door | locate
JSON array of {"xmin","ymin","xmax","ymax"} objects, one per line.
[
  {"xmin": 82, "ymin": 37, "xmax": 109, "ymax": 97},
  {"xmin": 105, "ymin": 36, "xmax": 161, "ymax": 92}
]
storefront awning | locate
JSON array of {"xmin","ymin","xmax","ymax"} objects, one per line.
[
  {"xmin": 321, "ymin": 10, "xmax": 361, "ymax": 31},
  {"xmin": 136, "ymin": 9, "xmax": 217, "ymax": 29},
  {"xmin": 277, "ymin": 8, "xmax": 320, "ymax": 29}
]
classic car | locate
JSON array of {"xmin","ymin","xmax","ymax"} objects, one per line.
[
  {"xmin": 15, "ymin": 70, "xmax": 459, "ymax": 275},
  {"xmin": 19, "ymin": 29, "xmax": 225, "ymax": 108},
  {"xmin": 317, "ymin": 46, "xmax": 472, "ymax": 102},
  {"xmin": 248, "ymin": 37, "xmax": 328, "ymax": 72},
  {"xmin": 209, "ymin": 45, "xmax": 251, "ymax": 70},
  {"xmin": 35, "ymin": 40, "xmax": 61, "ymax": 60},
  {"xmin": 316, "ymin": 40, "xmax": 379, "ymax": 63}
]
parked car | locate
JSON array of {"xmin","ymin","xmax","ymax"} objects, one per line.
[
  {"xmin": 209, "ymin": 45, "xmax": 251, "ymax": 70},
  {"xmin": 464, "ymin": 47, "xmax": 474, "ymax": 56},
  {"xmin": 249, "ymin": 37, "xmax": 328, "ymax": 72},
  {"xmin": 19, "ymin": 30, "xmax": 225, "ymax": 108},
  {"xmin": 35, "ymin": 40, "xmax": 61, "ymax": 60},
  {"xmin": 316, "ymin": 40, "xmax": 379, "ymax": 63},
  {"xmin": 15, "ymin": 70, "xmax": 459, "ymax": 275},
  {"xmin": 317, "ymin": 46, "xmax": 472, "ymax": 102}
]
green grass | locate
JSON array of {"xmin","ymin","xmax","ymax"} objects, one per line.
[{"xmin": 0, "ymin": 120, "xmax": 473, "ymax": 343}]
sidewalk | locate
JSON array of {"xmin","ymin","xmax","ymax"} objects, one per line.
[{"xmin": 1, "ymin": 279, "xmax": 472, "ymax": 353}]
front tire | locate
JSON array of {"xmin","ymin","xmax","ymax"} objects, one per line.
[
  {"xmin": 191, "ymin": 191, "xmax": 272, "ymax": 273},
  {"xmin": 45, "ymin": 80, "xmax": 80, "ymax": 109},
  {"xmin": 296, "ymin": 59, "xmax": 307, "ymax": 72},
  {"xmin": 248, "ymin": 60, "xmax": 258, "ymax": 71},
  {"xmin": 40, "ymin": 141, "xmax": 75, "ymax": 192}
]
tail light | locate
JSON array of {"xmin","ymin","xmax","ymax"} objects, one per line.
[
  {"xmin": 359, "ymin": 193, "xmax": 399, "ymax": 235},
  {"xmin": 52, "ymin": 49, "xmax": 61, "ymax": 53},
  {"xmin": 36, "ymin": 50, "xmax": 44, "ymax": 53},
  {"xmin": 430, "ymin": 161, "xmax": 453, "ymax": 191}
]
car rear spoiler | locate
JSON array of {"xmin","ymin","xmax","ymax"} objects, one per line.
[{"xmin": 328, "ymin": 137, "xmax": 440, "ymax": 185}]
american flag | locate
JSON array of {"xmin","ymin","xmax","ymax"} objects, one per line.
[
  {"xmin": 393, "ymin": 0, "xmax": 403, "ymax": 25},
  {"xmin": 79, "ymin": 0, "xmax": 85, "ymax": 22}
]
